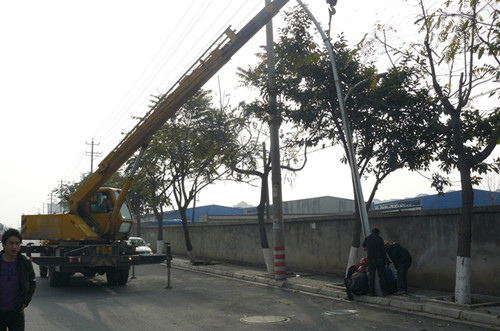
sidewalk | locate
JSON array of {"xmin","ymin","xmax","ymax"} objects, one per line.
[{"xmin": 170, "ymin": 257, "xmax": 500, "ymax": 328}]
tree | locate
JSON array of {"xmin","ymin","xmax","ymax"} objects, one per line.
[
  {"xmin": 140, "ymin": 89, "xmax": 247, "ymax": 261},
  {"xmin": 228, "ymin": 101, "xmax": 307, "ymax": 276},
  {"xmin": 239, "ymin": 6, "xmax": 440, "ymax": 268},
  {"xmin": 51, "ymin": 174, "xmax": 91, "ymax": 213},
  {"xmin": 126, "ymin": 174, "xmax": 152, "ymax": 237},
  {"xmin": 131, "ymin": 139, "xmax": 174, "ymax": 254},
  {"xmin": 373, "ymin": 0, "xmax": 500, "ymax": 303}
]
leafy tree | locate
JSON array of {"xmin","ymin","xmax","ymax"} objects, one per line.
[
  {"xmin": 131, "ymin": 140, "xmax": 174, "ymax": 253},
  {"xmin": 228, "ymin": 101, "xmax": 307, "ymax": 275},
  {"xmin": 138, "ymin": 89, "xmax": 247, "ymax": 261},
  {"xmin": 51, "ymin": 174, "xmax": 90, "ymax": 213},
  {"xmin": 372, "ymin": 0, "xmax": 500, "ymax": 303},
  {"xmin": 239, "ymin": 6, "xmax": 439, "ymax": 267}
]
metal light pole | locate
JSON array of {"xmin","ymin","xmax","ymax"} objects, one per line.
[
  {"xmin": 295, "ymin": 0, "xmax": 371, "ymax": 237},
  {"xmin": 266, "ymin": 0, "xmax": 286, "ymax": 281}
]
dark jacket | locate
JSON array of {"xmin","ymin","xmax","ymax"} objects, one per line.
[
  {"xmin": 386, "ymin": 243, "xmax": 412, "ymax": 269},
  {"xmin": 0, "ymin": 250, "xmax": 36, "ymax": 312},
  {"xmin": 345, "ymin": 264, "xmax": 358, "ymax": 279},
  {"xmin": 362, "ymin": 233, "xmax": 388, "ymax": 263},
  {"xmin": 350, "ymin": 269, "xmax": 369, "ymax": 295}
]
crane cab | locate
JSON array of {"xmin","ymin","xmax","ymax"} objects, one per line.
[{"xmin": 87, "ymin": 187, "xmax": 134, "ymax": 241}]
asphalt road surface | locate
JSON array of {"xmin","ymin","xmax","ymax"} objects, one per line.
[{"xmin": 25, "ymin": 264, "xmax": 490, "ymax": 331}]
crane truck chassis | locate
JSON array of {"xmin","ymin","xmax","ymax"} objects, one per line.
[
  {"xmin": 23, "ymin": 238, "xmax": 168, "ymax": 287},
  {"xmin": 20, "ymin": 0, "xmax": 290, "ymax": 287}
]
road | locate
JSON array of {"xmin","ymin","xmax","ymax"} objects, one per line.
[{"xmin": 25, "ymin": 264, "xmax": 490, "ymax": 331}]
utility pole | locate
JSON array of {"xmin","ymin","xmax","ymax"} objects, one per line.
[
  {"xmin": 57, "ymin": 179, "xmax": 64, "ymax": 213},
  {"xmin": 296, "ymin": 0, "xmax": 370, "ymax": 237},
  {"xmin": 266, "ymin": 0, "xmax": 286, "ymax": 281},
  {"xmin": 86, "ymin": 138, "xmax": 103, "ymax": 174},
  {"xmin": 47, "ymin": 193, "xmax": 52, "ymax": 214}
]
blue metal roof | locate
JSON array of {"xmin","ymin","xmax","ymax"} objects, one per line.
[
  {"xmin": 152, "ymin": 205, "xmax": 244, "ymax": 225},
  {"xmin": 371, "ymin": 189, "xmax": 500, "ymax": 212}
]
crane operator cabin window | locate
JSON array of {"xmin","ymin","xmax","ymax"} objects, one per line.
[{"xmin": 90, "ymin": 192, "xmax": 114, "ymax": 213}]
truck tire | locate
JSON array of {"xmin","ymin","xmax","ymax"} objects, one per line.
[
  {"xmin": 39, "ymin": 265, "xmax": 48, "ymax": 278},
  {"xmin": 106, "ymin": 269, "xmax": 119, "ymax": 286},
  {"xmin": 48, "ymin": 267, "xmax": 61, "ymax": 287},
  {"xmin": 60, "ymin": 272, "xmax": 71, "ymax": 286},
  {"xmin": 117, "ymin": 268, "xmax": 129, "ymax": 285},
  {"xmin": 106, "ymin": 268, "xmax": 129, "ymax": 286},
  {"xmin": 48, "ymin": 268, "xmax": 70, "ymax": 287}
]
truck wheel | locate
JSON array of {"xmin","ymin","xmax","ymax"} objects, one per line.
[
  {"xmin": 39, "ymin": 265, "xmax": 48, "ymax": 278},
  {"xmin": 117, "ymin": 268, "xmax": 129, "ymax": 285},
  {"xmin": 106, "ymin": 269, "xmax": 119, "ymax": 286},
  {"xmin": 48, "ymin": 267, "xmax": 61, "ymax": 287},
  {"xmin": 60, "ymin": 273, "xmax": 71, "ymax": 286}
]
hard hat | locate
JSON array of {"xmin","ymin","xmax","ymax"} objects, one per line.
[
  {"xmin": 384, "ymin": 240, "xmax": 389, "ymax": 245},
  {"xmin": 359, "ymin": 257, "xmax": 368, "ymax": 266}
]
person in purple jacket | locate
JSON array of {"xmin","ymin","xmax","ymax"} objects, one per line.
[{"xmin": 0, "ymin": 228, "xmax": 36, "ymax": 331}]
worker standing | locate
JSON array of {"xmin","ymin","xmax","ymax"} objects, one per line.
[
  {"xmin": 0, "ymin": 228, "xmax": 36, "ymax": 331},
  {"xmin": 386, "ymin": 241, "xmax": 412, "ymax": 295},
  {"xmin": 362, "ymin": 228, "xmax": 389, "ymax": 296}
]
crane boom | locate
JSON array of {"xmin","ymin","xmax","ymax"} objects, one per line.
[
  {"xmin": 68, "ymin": 0, "xmax": 290, "ymax": 214},
  {"xmin": 20, "ymin": 0, "xmax": 291, "ymax": 288}
]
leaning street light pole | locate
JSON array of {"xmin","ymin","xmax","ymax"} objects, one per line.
[{"xmin": 296, "ymin": 0, "xmax": 371, "ymax": 238}]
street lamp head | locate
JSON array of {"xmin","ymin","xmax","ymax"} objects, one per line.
[{"xmin": 326, "ymin": 0, "xmax": 337, "ymax": 15}]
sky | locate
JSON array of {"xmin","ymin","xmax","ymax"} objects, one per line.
[{"xmin": 0, "ymin": 0, "xmax": 489, "ymax": 229}]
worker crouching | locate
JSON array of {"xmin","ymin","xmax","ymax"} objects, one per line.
[{"xmin": 344, "ymin": 257, "xmax": 369, "ymax": 300}]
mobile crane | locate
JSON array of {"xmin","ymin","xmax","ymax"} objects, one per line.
[{"xmin": 21, "ymin": 0, "xmax": 290, "ymax": 287}]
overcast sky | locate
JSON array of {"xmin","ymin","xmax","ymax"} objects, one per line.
[{"xmin": 1, "ymin": 0, "xmax": 481, "ymax": 229}]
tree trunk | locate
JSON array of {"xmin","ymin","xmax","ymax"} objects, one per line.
[
  {"xmin": 257, "ymin": 170, "xmax": 273, "ymax": 277},
  {"xmin": 180, "ymin": 208, "xmax": 195, "ymax": 262},
  {"xmin": 455, "ymin": 166, "xmax": 473, "ymax": 304}
]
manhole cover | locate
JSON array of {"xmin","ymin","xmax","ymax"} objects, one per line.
[
  {"xmin": 240, "ymin": 316, "xmax": 291, "ymax": 325},
  {"xmin": 324, "ymin": 309, "xmax": 358, "ymax": 316}
]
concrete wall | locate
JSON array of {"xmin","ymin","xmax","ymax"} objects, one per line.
[
  {"xmin": 282, "ymin": 196, "xmax": 355, "ymax": 215},
  {"xmin": 139, "ymin": 206, "xmax": 500, "ymax": 295}
]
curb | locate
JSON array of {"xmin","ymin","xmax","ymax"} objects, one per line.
[{"xmin": 171, "ymin": 261, "xmax": 500, "ymax": 328}]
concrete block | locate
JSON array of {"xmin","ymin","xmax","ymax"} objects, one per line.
[
  {"xmin": 232, "ymin": 273, "xmax": 245, "ymax": 279},
  {"xmin": 358, "ymin": 296, "xmax": 391, "ymax": 306},
  {"xmin": 253, "ymin": 277, "xmax": 269, "ymax": 285},
  {"xmin": 268, "ymin": 279, "xmax": 285, "ymax": 287},
  {"xmin": 288, "ymin": 283, "xmax": 321, "ymax": 294},
  {"xmin": 459, "ymin": 310, "xmax": 500, "ymax": 326},
  {"xmin": 317, "ymin": 287, "xmax": 339, "ymax": 297},
  {"xmin": 241, "ymin": 274, "xmax": 256, "ymax": 282},
  {"xmin": 389, "ymin": 299, "xmax": 423, "ymax": 312},
  {"xmin": 422, "ymin": 304, "xmax": 461, "ymax": 319}
]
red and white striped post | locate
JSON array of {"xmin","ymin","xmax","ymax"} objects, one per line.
[{"xmin": 273, "ymin": 245, "xmax": 286, "ymax": 279}]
